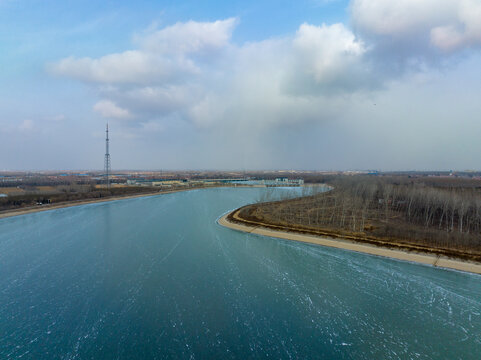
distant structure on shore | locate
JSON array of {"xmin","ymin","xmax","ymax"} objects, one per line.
[
  {"xmin": 264, "ymin": 178, "xmax": 304, "ymax": 187},
  {"xmin": 104, "ymin": 123, "xmax": 111, "ymax": 189}
]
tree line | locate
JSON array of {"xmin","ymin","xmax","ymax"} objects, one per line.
[{"xmin": 239, "ymin": 176, "xmax": 481, "ymax": 254}]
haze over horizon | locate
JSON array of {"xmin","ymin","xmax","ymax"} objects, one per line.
[{"xmin": 1, "ymin": 0, "xmax": 481, "ymax": 171}]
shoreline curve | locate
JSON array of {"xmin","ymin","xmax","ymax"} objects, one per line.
[
  {"xmin": 0, "ymin": 187, "xmax": 199, "ymax": 220},
  {"xmin": 218, "ymin": 212, "xmax": 481, "ymax": 275}
]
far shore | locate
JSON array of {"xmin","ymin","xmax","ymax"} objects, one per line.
[
  {"xmin": 0, "ymin": 187, "xmax": 203, "ymax": 220},
  {"xmin": 0, "ymin": 184, "xmax": 275, "ymax": 220},
  {"xmin": 0, "ymin": 183, "xmax": 301, "ymax": 220},
  {"xmin": 218, "ymin": 212, "xmax": 481, "ymax": 275}
]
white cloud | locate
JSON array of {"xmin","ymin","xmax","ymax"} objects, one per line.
[
  {"xmin": 51, "ymin": 51, "xmax": 197, "ymax": 85},
  {"xmin": 93, "ymin": 100, "xmax": 132, "ymax": 119},
  {"xmin": 289, "ymin": 23, "xmax": 371, "ymax": 93},
  {"xmin": 294, "ymin": 23, "xmax": 365, "ymax": 80},
  {"xmin": 431, "ymin": 0, "xmax": 481, "ymax": 51},
  {"xmin": 53, "ymin": 19, "xmax": 374, "ymax": 134},
  {"xmin": 351, "ymin": 0, "xmax": 481, "ymax": 53},
  {"xmin": 138, "ymin": 18, "xmax": 238, "ymax": 55},
  {"xmin": 114, "ymin": 85, "xmax": 199, "ymax": 115},
  {"xmin": 50, "ymin": 18, "xmax": 238, "ymax": 85},
  {"xmin": 350, "ymin": 0, "xmax": 455, "ymax": 37}
]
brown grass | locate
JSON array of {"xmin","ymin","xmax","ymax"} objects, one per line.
[
  {"xmin": 232, "ymin": 176, "xmax": 481, "ymax": 263},
  {"xmin": 0, "ymin": 187, "xmax": 26, "ymax": 194}
]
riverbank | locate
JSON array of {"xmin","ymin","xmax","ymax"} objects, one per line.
[
  {"xmin": 0, "ymin": 187, "xmax": 201, "ymax": 220},
  {"xmin": 0, "ymin": 183, "xmax": 294, "ymax": 220},
  {"xmin": 219, "ymin": 211, "xmax": 481, "ymax": 275}
]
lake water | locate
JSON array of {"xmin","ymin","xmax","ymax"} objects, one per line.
[{"xmin": 0, "ymin": 187, "xmax": 480, "ymax": 359}]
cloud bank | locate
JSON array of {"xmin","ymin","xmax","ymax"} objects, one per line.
[
  {"xmin": 48, "ymin": 0, "xmax": 481, "ymax": 170},
  {"xmin": 351, "ymin": 0, "xmax": 481, "ymax": 53},
  {"xmin": 51, "ymin": 17, "xmax": 374, "ymax": 131}
]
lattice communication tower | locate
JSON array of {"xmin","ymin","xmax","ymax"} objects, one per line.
[{"xmin": 104, "ymin": 123, "xmax": 111, "ymax": 189}]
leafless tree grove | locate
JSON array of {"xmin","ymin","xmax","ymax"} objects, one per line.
[{"xmin": 238, "ymin": 176, "xmax": 481, "ymax": 256}]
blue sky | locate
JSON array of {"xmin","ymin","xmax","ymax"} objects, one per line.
[
  {"xmin": 1, "ymin": 0, "xmax": 348, "ymax": 71},
  {"xmin": 1, "ymin": 0, "xmax": 481, "ymax": 170}
]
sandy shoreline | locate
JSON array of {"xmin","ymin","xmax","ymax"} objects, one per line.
[
  {"xmin": 218, "ymin": 212, "xmax": 481, "ymax": 275},
  {"xmin": 0, "ymin": 188, "xmax": 199, "ymax": 220}
]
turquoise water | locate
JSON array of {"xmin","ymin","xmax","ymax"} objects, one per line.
[{"xmin": 0, "ymin": 187, "xmax": 480, "ymax": 359}]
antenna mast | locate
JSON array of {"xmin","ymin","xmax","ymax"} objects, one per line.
[{"xmin": 104, "ymin": 123, "xmax": 111, "ymax": 189}]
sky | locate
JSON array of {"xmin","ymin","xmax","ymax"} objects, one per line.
[{"xmin": 1, "ymin": 0, "xmax": 481, "ymax": 171}]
